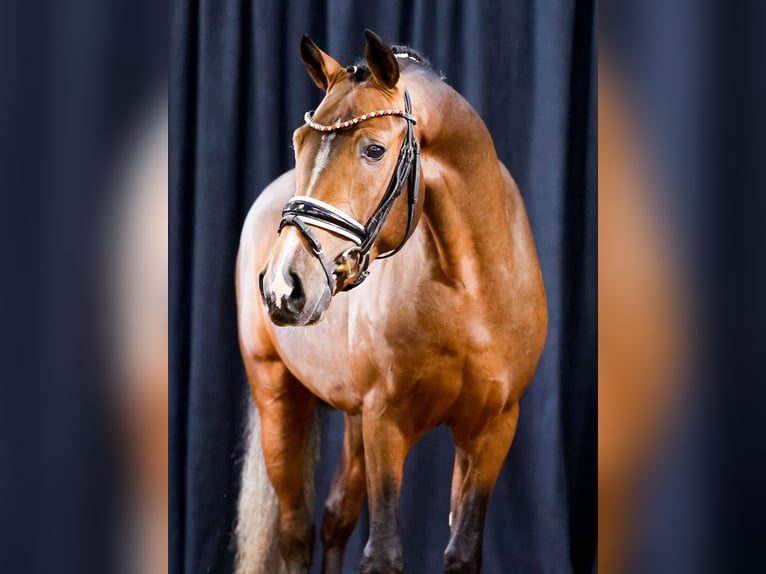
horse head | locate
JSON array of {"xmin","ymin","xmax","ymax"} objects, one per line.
[{"xmin": 259, "ymin": 30, "xmax": 423, "ymax": 326}]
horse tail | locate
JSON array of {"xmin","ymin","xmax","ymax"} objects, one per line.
[{"xmin": 235, "ymin": 402, "xmax": 320, "ymax": 574}]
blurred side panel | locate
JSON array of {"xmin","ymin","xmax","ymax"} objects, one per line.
[
  {"xmin": 600, "ymin": 0, "xmax": 766, "ymax": 572},
  {"xmin": 0, "ymin": 0, "xmax": 166, "ymax": 573}
]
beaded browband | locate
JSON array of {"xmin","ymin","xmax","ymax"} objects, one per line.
[{"xmin": 303, "ymin": 107, "xmax": 417, "ymax": 133}]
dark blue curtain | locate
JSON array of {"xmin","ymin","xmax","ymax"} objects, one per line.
[{"xmin": 170, "ymin": 1, "xmax": 596, "ymax": 572}]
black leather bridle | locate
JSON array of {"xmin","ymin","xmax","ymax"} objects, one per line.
[{"xmin": 278, "ymin": 88, "xmax": 421, "ymax": 293}]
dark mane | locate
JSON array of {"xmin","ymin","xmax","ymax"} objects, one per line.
[
  {"xmin": 345, "ymin": 45, "xmax": 438, "ymax": 83},
  {"xmin": 391, "ymin": 45, "xmax": 431, "ymax": 66}
]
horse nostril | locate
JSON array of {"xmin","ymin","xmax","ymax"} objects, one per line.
[
  {"xmin": 284, "ymin": 271, "xmax": 306, "ymax": 312},
  {"xmin": 258, "ymin": 271, "xmax": 266, "ymax": 300}
]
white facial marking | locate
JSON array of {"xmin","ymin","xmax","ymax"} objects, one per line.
[
  {"xmin": 271, "ymin": 233, "xmax": 300, "ymax": 303},
  {"xmin": 306, "ymin": 132, "xmax": 336, "ymax": 195}
]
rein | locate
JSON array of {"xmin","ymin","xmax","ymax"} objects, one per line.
[{"xmin": 278, "ymin": 88, "xmax": 421, "ymax": 293}]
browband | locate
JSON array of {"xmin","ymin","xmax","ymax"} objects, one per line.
[{"xmin": 303, "ymin": 108, "xmax": 417, "ymax": 133}]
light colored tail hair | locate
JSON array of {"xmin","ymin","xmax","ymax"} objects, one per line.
[{"xmin": 235, "ymin": 403, "xmax": 319, "ymax": 574}]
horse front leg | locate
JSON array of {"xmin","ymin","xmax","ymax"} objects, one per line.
[
  {"xmin": 321, "ymin": 413, "xmax": 366, "ymax": 574},
  {"xmin": 359, "ymin": 400, "xmax": 414, "ymax": 574},
  {"xmin": 445, "ymin": 402, "xmax": 520, "ymax": 574},
  {"xmin": 246, "ymin": 359, "xmax": 317, "ymax": 574},
  {"xmin": 449, "ymin": 454, "xmax": 468, "ymax": 536}
]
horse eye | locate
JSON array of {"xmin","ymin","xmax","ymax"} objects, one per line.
[{"xmin": 363, "ymin": 144, "xmax": 386, "ymax": 161}]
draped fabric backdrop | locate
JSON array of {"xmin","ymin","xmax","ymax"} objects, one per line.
[{"xmin": 170, "ymin": 1, "xmax": 596, "ymax": 572}]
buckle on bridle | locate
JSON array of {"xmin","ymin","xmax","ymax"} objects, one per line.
[{"xmin": 333, "ymin": 247, "xmax": 370, "ymax": 290}]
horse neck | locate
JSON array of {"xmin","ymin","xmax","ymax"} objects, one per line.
[{"xmin": 410, "ymin": 75, "xmax": 510, "ymax": 286}]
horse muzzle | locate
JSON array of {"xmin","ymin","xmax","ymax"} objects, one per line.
[{"xmin": 258, "ymin": 264, "xmax": 331, "ymax": 326}]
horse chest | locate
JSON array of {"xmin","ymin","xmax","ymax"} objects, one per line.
[{"xmin": 267, "ymin": 251, "xmax": 516, "ymax": 415}]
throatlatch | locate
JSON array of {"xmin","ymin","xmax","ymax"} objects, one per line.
[{"xmin": 278, "ymin": 88, "xmax": 421, "ymax": 293}]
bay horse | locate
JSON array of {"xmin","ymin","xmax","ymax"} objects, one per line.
[{"xmin": 235, "ymin": 30, "xmax": 547, "ymax": 574}]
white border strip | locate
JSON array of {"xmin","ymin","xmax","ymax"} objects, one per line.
[
  {"xmin": 290, "ymin": 195, "xmax": 366, "ymax": 233},
  {"xmin": 296, "ymin": 216, "xmax": 363, "ymax": 245}
]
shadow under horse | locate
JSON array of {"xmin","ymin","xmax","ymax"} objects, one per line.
[{"xmin": 235, "ymin": 30, "xmax": 547, "ymax": 574}]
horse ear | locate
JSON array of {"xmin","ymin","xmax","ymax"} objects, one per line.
[
  {"xmin": 364, "ymin": 29, "xmax": 399, "ymax": 89},
  {"xmin": 300, "ymin": 34, "xmax": 342, "ymax": 91}
]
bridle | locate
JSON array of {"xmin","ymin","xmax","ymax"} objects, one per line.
[{"xmin": 278, "ymin": 88, "xmax": 421, "ymax": 293}]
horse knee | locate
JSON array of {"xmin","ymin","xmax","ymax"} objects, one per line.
[
  {"xmin": 444, "ymin": 552, "xmax": 480, "ymax": 574},
  {"xmin": 360, "ymin": 539, "xmax": 404, "ymax": 574},
  {"xmin": 321, "ymin": 506, "xmax": 355, "ymax": 548},
  {"xmin": 322, "ymin": 461, "xmax": 365, "ymax": 549},
  {"xmin": 443, "ymin": 535, "xmax": 482, "ymax": 574},
  {"xmin": 278, "ymin": 513, "xmax": 315, "ymax": 569}
]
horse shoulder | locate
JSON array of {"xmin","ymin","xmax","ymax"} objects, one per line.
[
  {"xmin": 497, "ymin": 161, "xmax": 535, "ymax": 253},
  {"xmin": 489, "ymin": 162, "xmax": 548, "ymax": 384}
]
